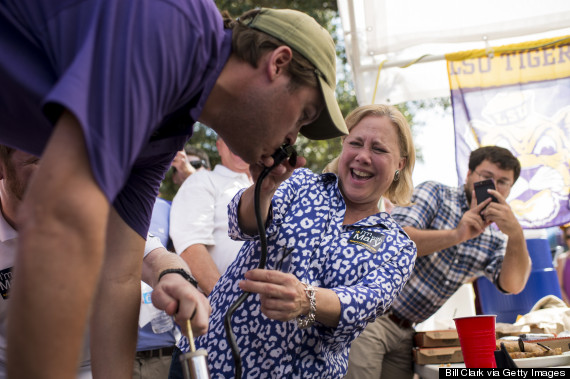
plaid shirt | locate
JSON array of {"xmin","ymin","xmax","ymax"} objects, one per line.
[{"xmin": 390, "ymin": 181, "xmax": 507, "ymax": 323}]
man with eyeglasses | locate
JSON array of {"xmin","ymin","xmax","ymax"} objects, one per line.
[
  {"xmin": 170, "ymin": 146, "xmax": 211, "ymax": 187},
  {"xmin": 346, "ymin": 145, "xmax": 531, "ymax": 379}
]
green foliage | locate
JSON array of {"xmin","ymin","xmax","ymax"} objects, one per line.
[{"xmin": 159, "ymin": 166, "xmax": 177, "ymax": 201}]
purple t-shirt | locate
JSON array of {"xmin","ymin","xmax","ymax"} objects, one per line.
[{"xmin": 0, "ymin": 0, "xmax": 232, "ymax": 237}]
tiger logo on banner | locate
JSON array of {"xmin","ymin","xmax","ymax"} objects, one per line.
[{"xmin": 447, "ymin": 36, "xmax": 570, "ymax": 229}]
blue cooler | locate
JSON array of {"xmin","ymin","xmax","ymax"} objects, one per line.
[{"xmin": 474, "ymin": 238, "xmax": 562, "ymax": 323}]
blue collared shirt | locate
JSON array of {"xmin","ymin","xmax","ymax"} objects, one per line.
[
  {"xmin": 178, "ymin": 168, "xmax": 416, "ymax": 378},
  {"xmin": 390, "ymin": 181, "xmax": 507, "ymax": 324}
]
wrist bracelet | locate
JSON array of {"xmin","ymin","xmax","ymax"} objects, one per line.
[
  {"xmin": 296, "ymin": 282, "xmax": 317, "ymax": 329},
  {"xmin": 158, "ymin": 268, "xmax": 198, "ymax": 288}
]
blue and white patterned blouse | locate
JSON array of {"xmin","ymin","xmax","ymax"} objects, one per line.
[
  {"xmin": 390, "ymin": 181, "xmax": 507, "ymax": 324},
  {"xmin": 178, "ymin": 168, "xmax": 416, "ymax": 378}
]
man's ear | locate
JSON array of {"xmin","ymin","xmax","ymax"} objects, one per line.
[{"xmin": 265, "ymin": 46, "xmax": 293, "ymax": 80}]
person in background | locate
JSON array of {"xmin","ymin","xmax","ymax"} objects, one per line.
[
  {"xmin": 0, "ymin": 146, "xmax": 94, "ymax": 378},
  {"xmin": 134, "ymin": 193, "xmax": 185, "ymax": 379},
  {"xmin": 555, "ymin": 224, "xmax": 570, "ymax": 305},
  {"xmin": 171, "ymin": 145, "xmax": 211, "ymax": 187},
  {"xmin": 186, "ymin": 146, "xmax": 211, "ymax": 171},
  {"xmin": 134, "ymin": 237, "xmax": 181, "ymax": 379},
  {"xmin": 170, "ymin": 136, "xmax": 252, "ymax": 296},
  {"xmin": 172, "ymin": 104, "xmax": 417, "ymax": 378},
  {"xmin": 346, "ymin": 145, "xmax": 531, "ymax": 379},
  {"xmin": 0, "ymin": 3, "xmax": 347, "ymax": 377}
]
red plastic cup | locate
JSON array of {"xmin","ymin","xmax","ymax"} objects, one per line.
[{"xmin": 454, "ymin": 315, "xmax": 497, "ymax": 368}]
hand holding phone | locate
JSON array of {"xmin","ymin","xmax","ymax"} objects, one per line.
[
  {"xmin": 474, "ymin": 180, "xmax": 498, "ymax": 222},
  {"xmin": 474, "ymin": 179, "xmax": 498, "ymax": 205}
]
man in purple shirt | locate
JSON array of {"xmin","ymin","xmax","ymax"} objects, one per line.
[{"xmin": 0, "ymin": 1, "xmax": 347, "ymax": 377}]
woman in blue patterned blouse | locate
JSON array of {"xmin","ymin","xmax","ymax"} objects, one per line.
[{"xmin": 173, "ymin": 104, "xmax": 418, "ymax": 378}]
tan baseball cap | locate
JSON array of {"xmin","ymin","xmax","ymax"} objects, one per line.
[{"xmin": 244, "ymin": 8, "xmax": 348, "ymax": 140}]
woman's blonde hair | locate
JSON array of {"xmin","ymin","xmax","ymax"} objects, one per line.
[{"xmin": 323, "ymin": 104, "xmax": 415, "ymax": 206}]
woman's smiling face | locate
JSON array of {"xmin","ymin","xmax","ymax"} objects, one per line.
[{"xmin": 338, "ymin": 115, "xmax": 405, "ymax": 212}]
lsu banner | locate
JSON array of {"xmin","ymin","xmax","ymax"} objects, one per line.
[{"xmin": 447, "ymin": 36, "xmax": 570, "ymax": 229}]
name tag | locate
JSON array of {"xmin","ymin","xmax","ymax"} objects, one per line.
[
  {"xmin": 348, "ymin": 230, "xmax": 385, "ymax": 253},
  {"xmin": 0, "ymin": 267, "xmax": 13, "ymax": 299}
]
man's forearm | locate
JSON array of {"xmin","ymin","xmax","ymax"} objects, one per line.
[
  {"xmin": 142, "ymin": 247, "xmax": 191, "ymax": 288},
  {"xmin": 91, "ymin": 209, "xmax": 144, "ymax": 378},
  {"xmin": 498, "ymin": 231, "xmax": 531, "ymax": 294},
  {"xmin": 145, "ymin": 248, "xmax": 211, "ymax": 337},
  {"xmin": 8, "ymin": 111, "xmax": 109, "ymax": 378},
  {"xmin": 404, "ymin": 226, "xmax": 462, "ymax": 256},
  {"xmin": 181, "ymin": 244, "xmax": 221, "ymax": 295}
]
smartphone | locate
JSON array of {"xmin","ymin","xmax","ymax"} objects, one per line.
[{"xmin": 474, "ymin": 179, "xmax": 498, "ymax": 205}]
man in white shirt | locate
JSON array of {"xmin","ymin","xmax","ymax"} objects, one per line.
[{"xmin": 170, "ymin": 137, "xmax": 252, "ymax": 295}]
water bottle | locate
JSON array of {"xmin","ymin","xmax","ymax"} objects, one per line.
[
  {"xmin": 141, "ymin": 282, "xmax": 173, "ymax": 334},
  {"xmin": 151, "ymin": 309, "xmax": 174, "ymax": 334}
]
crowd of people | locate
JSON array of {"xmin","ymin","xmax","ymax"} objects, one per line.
[{"xmin": 0, "ymin": 0, "xmax": 546, "ymax": 378}]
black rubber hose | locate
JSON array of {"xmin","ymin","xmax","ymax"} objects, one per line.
[{"xmin": 223, "ymin": 145, "xmax": 296, "ymax": 379}]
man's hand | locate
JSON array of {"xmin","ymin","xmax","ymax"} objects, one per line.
[
  {"xmin": 454, "ymin": 190, "xmax": 491, "ymax": 243},
  {"xmin": 238, "ymin": 155, "xmax": 306, "ymax": 235},
  {"xmin": 480, "ymin": 189, "xmax": 521, "ymax": 238},
  {"xmin": 151, "ymin": 272, "xmax": 211, "ymax": 337},
  {"xmin": 142, "ymin": 247, "xmax": 211, "ymax": 336},
  {"xmin": 171, "ymin": 150, "xmax": 195, "ymax": 186},
  {"xmin": 249, "ymin": 155, "xmax": 306, "ymax": 192}
]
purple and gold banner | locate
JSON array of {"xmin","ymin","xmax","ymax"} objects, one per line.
[{"xmin": 447, "ymin": 37, "xmax": 570, "ymax": 229}]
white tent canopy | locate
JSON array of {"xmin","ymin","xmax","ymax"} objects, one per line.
[{"xmin": 338, "ymin": 0, "xmax": 570, "ymax": 105}]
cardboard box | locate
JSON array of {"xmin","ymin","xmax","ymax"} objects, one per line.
[
  {"xmin": 413, "ymin": 346, "xmax": 464, "ymax": 365},
  {"xmin": 414, "ymin": 330, "xmax": 460, "ymax": 347}
]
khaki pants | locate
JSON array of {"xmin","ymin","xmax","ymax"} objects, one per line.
[
  {"xmin": 345, "ymin": 314, "xmax": 415, "ymax": 379},
  {"xmin": 132, "ymin": 355, "xmax": 172, "ymax": 379}
]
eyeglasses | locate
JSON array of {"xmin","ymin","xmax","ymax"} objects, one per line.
[
  {"xmin": 473, "ymin": 170, "xmax": 513, "ymax": 190},
  {"xmin": 189, "ymin": 159, "xmax": 207, "ymax": 169}
]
